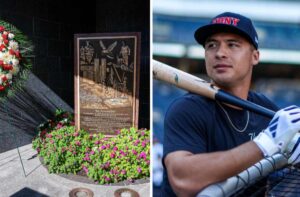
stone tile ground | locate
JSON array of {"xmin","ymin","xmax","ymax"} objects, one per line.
[{"xmin": 0, "ymin": 144, "xmax": 149, "ymax": 197}]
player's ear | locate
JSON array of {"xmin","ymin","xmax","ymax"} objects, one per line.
[{"xmin": 252, "ymin": 49, "xmax": 259, "ymax": 66}]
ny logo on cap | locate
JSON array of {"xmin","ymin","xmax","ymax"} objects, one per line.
[{"xmin": 212, "ymin": 17, "xmax": 240, "ymax": 26}]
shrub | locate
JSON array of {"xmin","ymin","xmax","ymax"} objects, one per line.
[
  {"xmin": 83, "ymin": 128, "xmax": 150, "ymax": 184},
  {"xmin": 32, "ymin": 110, "xmax": 150, "ymax": 184},
  {"xmin": 32, "ymin": 109, "xmax": 74, "ymax": 152}
]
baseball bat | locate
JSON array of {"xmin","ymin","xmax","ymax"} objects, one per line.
[{"xmin": 153, "ymin": 59, "xmax": 275, "ymax": 118}]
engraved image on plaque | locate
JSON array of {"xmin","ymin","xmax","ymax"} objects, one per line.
[{"xmin": 74, "ymin": 33, "xmax": 140, "ymax": 135}]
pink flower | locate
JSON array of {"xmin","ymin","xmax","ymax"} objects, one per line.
[
  {"xmin": 132, "ymin": 149, "xmax": 137, "ymax": 155},
  {"xmin": 83, "ymin": 166, "xmax": 88, "ymax": 174},
  {"xmin": 46, "ymin": 134, "xmax": 52, "ymax": 138},
  {"xmin": 90, "ymin": 150, "xmax": 95, "ymax": 155},
  {"xmin": 50, "ymin": 140, "xmax": 54, "ymax": 144},
  {"xmin": 119, "ymin": 150, "xmax": 126, "ymax": 156},
  {"xmin": 106, "ymin": 144, "xmax": 111, "ymax": 149},
  {"xmin": 133, "ymin": 139, "xmax": 140, "ymax": 146},
  {"xmin": 83, "ymin": 153, "xmax": 90, "ymax": 161},
  {"xmin": 113, "ymin": 146, "xmax": 118, "ymax": 151},
  {"xmin": 56, "ymin": 123, "xmax": 63, "ymax": 129},
  {"xmin": 141, "ymin": 131, "xmax": 145, "ymax": 136},
  {"xmin": 121, "ymin": 169, "xmax": 126, "ymax": 175},
  {"xmin": 101, "ymin": 145, "xmax": 106, "ymax": 150},
  {"xmin": 141, "ymin": 141, "xmax": 147, "ymax": 147},
  {"xmin": 137, "ymin": 167, "xmax": 142, "ymax": 173},
  {"xmin": 115, "ymin": 130, "xmax": 120, "ymax": 135},
  {"xmin": 94, "ymin": 140, "xmax": 100, "ymax": 145},
  {"xmin": 110, "ymin": 169, "xmax": 119, "ymax": 175},
  {"xmin": 75, "ymin": 141, "xmax": 81, "ymax": 146},
  {"xmin": 103, "ymin": 176, "xmax": 110, "ymax": 182},
  {"xmin": 110, "ymin": 152, "xmax": 115, "ymax": 158},
  {"xmin": 139, "ymin": 152, "xmax": 147, "ymax": 160},
  {"xmin": 105, "ymin": 162, "xmax": 110, "ymax": 169},
  {"xmin": 73, "ymin": 132, "xmax": 79, "ymax": 137}
]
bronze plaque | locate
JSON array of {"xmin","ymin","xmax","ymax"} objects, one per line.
[{"xmin": 74, "ymin": 33, "xmax": 140, "ymax": 135}]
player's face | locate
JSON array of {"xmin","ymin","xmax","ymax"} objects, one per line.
[{"xmin": 204, "ymin": 32, "xmax": 259, "ymax": 89}]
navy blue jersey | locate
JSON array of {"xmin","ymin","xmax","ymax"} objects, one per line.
[{"xmin": 162, "ymin": 91, "xmax": 279, "ymax": 196}]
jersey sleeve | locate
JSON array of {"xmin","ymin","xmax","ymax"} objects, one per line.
[{"xmin": 163, "ymin": 94, "xmax": 211, "ymax": 161}]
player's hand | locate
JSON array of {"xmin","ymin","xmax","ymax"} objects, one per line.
[
  {"xmin": 254, "ymin": 105, "xmax": 300, "ymax": 157},
  {"xmin": 286, "ymin": 133, "xmax": 300, "ymax": 165}
]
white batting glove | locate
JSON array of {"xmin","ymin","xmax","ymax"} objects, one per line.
[
  {"xmin": 286, "ymin": 133, "xmax": 300, "ymax": 165},
  {"xmin": 254, "ymin": 105, "xmax": 300, "ymax": 157}
]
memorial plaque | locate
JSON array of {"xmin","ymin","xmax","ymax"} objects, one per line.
[{"xmin": 74, "ymin": 33, "xmax": 140, "ymax": 135}]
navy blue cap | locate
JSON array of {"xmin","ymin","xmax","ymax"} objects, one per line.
[{"xmin": 194, "ymin": 12, "xmax": 259, "ymax": 49}]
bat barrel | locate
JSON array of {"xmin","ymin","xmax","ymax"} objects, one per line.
[{"xmin": 153, "ymin": 60, "xmax": 218, "ymax": 99}]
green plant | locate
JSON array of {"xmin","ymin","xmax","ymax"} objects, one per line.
[
  {"xmin": 32, "ymin": 109, "xmax": 74, "ymax": 152},
  {"xmin": 32, "ymin": 110, "xmax": 150, "ymax": 184},
  {"xmin": 83, "ymin": 128, "xmax": 150, "ymax": 184}
]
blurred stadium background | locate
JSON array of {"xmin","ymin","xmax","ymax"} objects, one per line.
[{"xmin": 152, "ymin": 0, "xmax": 300, "ymax": 196}]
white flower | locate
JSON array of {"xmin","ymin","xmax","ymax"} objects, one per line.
[
  {"xmin": 9, "ymin": 41, "xmax": 19, "ymax": 50},
  {"xmin": 10, "ymin": 64, "xmax": 19, "ymax": 75},
  {"xmin": 6, "ymin": 73, "xmax": 12, "ymax": 80},
  {"xmin": 12, "ymin": 58, "xmax": 19, "ymax": 66},
  {"xmin": 8, "ymin": 33, "xmax": 14, "ymax": 39},
  {"xmin": 2, "ymin": 52, "xmax": 11, "ymax": 63},
  {"xmin": 0, "ymin": 77, "xmax": 2, "ymax": 85},
  {"xmin": 3, "ymin": 31, "xmax": 8, "ymax": 35}
]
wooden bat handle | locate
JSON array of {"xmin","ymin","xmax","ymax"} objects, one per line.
[
  {"xmin": 153, "ymin": 59, "xmax": 219, "ymax": 99},
  {"xmin": 153, "ymin": 59, "xmax": 276, "ymax": 118}
]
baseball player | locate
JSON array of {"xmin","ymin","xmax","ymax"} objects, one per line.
[{"xmin": 162, "ymin": 12, "xmax": 300, "ymax": 196}]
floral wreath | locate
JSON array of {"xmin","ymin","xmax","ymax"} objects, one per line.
[{"xmin": 0, "ymin": 20, "xmax": 33, "ymax": 100}]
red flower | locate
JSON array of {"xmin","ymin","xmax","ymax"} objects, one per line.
[
  {"xmin": 9, "ymin": 49, "xmax": 15, "ymax": 55},
  {"xmin": 2, "ymin": 76, "xmax": 7, "ymax": 81},
  {"xmin": 2, "ymin": 34, "xmax": 7, "ymax": 39},
  {"xmin": 0, "ymin": 85, "xmax": 5, "ymax": 91},
  {"xmin": 3, "ymin": 39, "xmax": 8, "ymax": 45},
  {"xmin": 0, "ymin": 26, "xmax": 5, "ymax": 32},
  {"xmin": 0, "ymin": 44, "xmax": 5, "ymax": 51},
  {"xmin": 3, "ymin": 64, "xmax": 12, "ymax": 70},
  {"xmin": 15, "ymin": 51, "xmax": 21, "ymax": 59}
]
